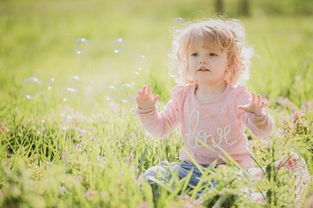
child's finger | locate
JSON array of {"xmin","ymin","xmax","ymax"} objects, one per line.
[
  {"xmin": 249, "ymin": 93, "xmax": 256, "ymax": 110},
  {"xmin": 252, "ymin": 93, "xmax": 257, "ymax": 104},
  {"xmin": 238, "ymin": 105, "xmax": 249, "ymax": 111},
  {"xmin": 250, "ymin": 93, "xmax": 255, "ymax": 104},
  {"xmin": 257, "ymin": 94, "xmax": 262, "ymax": 106},
  {"xmin": 140, "ymin": 86, "xmax": 147, "ymax": 98},
  {"xmin": 138, "ymin": 86, "xmax": 143, "ymax": 95},
  {"xmin": 144, "ymin": 85, "xmax": 150, "ymax": 97},
  {"xmin": 147, "ymin": 85, "xmax": 152, "ymax": 97}
]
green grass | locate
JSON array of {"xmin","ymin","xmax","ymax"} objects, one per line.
[{"xmin": 0, "ymin": 0, "xmax": 313, "ymax": 207}]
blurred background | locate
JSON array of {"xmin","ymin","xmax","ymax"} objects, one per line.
[
  {"xmin": 1, "ymin": 1, "xmax": 313, "ymax": 207},
  {"xmin": 0, "ymin": 0, "xmax": 312, "ymax": 113}
]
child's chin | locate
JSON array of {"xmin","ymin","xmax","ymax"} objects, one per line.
[
  {"xmin": 196, "ymin": 75, "xmax": 214, "ymax": 81},
  {"xmin": 197, "ymin": 77, "xmax": 223, "ymax": 83}
]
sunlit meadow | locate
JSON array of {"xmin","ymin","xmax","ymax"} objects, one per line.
[{"xmin": 0, "ymin": 0, "xmax": 313, "ymax": 207}]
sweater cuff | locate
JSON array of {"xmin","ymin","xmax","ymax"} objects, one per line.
[
  {"xmin": 248, "ymin": 111, "xmax": 268, "ymax": 126},
  {"xmin": 247, "ymin": 110, "xmax": 271, "ymax": 131},
  {"xmin": 136, "ymin": 105, "xmax": 156, "ymax": 114}
]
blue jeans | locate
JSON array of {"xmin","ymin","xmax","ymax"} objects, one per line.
[{"xmin": 142, "ymin": 160, "xmax": 220, "ymax": 190}]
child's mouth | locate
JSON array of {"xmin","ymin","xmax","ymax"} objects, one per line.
[{"xmin": 198, "ymin": 68, "xmax": 210, "ymax": 72}]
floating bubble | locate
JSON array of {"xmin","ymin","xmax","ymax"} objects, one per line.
[
  {"xmin": 21, "ymin": 77, "xmax": 42, "ymax": 99},
  {"xmin": 74, "ymin": 38, "xmax": 88, "ymax": 54},
  {"xmin": 47, "ymin": 77, "xmax": 56, "ymax": 90},
  {"xmin": 112, "ymin": 38, "xmax": 124, "ymax": 54},
  {"xmin": 133, "ymin": 71, "xmax": 140, "ymax": 76},
  {"xmin": 135, "ymin": 55, "xmax": 148, "ymax": 71},
  {"xmin": 118, "ymin": 83, "xmax": 136, "ymax": 103},
  {"xmin": 168, "ymin": 67, "xmax": 177, "ymax": 79},
  {"xmin": 68, "ymin": 75, "xmax": 81, "ymax": 91},
  {"xmin": 103, "ymin": 85, "xmax": 119, "ymax": 113},
  {"xmin": 62, "ymin": 76, "xmax": 81, "ymax": 102},
  {"xmin": 49, "ymin": 77, "xmax": 56, "ymax": 83},
  {"xmin": 168, "ymin": 67, "xmax": 182, "ymax": 84},
  {"xmin": 104, "ymin": 97, "xmax": 112, "ymax": 102},
  {"xmin": 60, "ymin": 113, "xmax": 72, "ymax": 124},
  {"xmin": 108, "ymin": 101, "xmax": 119, "ymax": 114},
  {"xmin": 71, "ymin": 75, "xmax": 80, "ymax": 81},
  {"xmin": 67, "ymin": 88, "xmax": 77, "ymax": 93},
  {"xmin": 173, "ymin": 17, "xmax": 185, "ymax": 24},
  {"xmin": 295, "ymin": 75, "xmax": 301, "ymax": 82},
  {"xmin": 292, "ymin": 75, "xmax": 302, "ymax": 89},
  {"xmin": 104, "ymin": 85, "xmax": 118, "ymax": 102},
  {"xmin": 129, "ymin": 71, "xmax": 141, "ymax": 87}
]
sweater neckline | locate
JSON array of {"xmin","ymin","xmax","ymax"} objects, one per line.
[{"xmin": 192, "ymin": 83, "xmax": 231, "ymax": 104}]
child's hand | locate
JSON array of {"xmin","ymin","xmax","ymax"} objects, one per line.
[
  {"xmin": 238, "ymin": 93, "xmax": 268, "ymax": 117},
  {"xmin": 136, "ymin": 85, "xmax": 159, "ymax": 109}
]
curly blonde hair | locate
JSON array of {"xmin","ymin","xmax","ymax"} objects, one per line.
[{"xmin": 168, "ymin": 18, "xmax": 253, "ymax": 86}]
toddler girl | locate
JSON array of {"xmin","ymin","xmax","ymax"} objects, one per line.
[{"xmin": 136, "ymin": 18, "xmax": 273, "ymax": 192}]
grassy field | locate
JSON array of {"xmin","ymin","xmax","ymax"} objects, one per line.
[{"xmin": 0, "ymin": 0, "xmax": 313, "ymax": 207}]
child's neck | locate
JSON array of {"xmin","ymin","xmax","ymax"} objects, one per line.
[{"xmin": 195, "ymin": 81, "xmax": 227, "ymax": 102}]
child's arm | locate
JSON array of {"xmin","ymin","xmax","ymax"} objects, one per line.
[
  {"xmin": 136, "ymin": 85, "xmax": 182, "ymax": 138},
  {"xmin": 244, "ymin": 109, "xmax": 273, "ymax": 138},
  {"xmin": 235, "ymin": 89, "xmax": 273, "ymax": 138}
]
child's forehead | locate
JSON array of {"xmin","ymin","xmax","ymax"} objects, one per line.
[{"xmin": 187, "ymin": 39, "xmax": 223, "ymax": 52}]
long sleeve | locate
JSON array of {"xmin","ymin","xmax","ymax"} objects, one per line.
[
  {"xmin": 234, "ymin": 86, "xmax": 274, "ymax": 138},
  {"xmin": 136, "ymin": 86, "xmax": 183, "ymax": 138}
]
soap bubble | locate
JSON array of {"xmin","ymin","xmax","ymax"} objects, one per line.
[
  {"xmin": 173, "ymin": 17, "xmax": 185, "ymax": 24},
  {"xmin": 168, "ymin": 67, "xmax": 182, "ymax": 84},
  {"xmin": 104, "ymin": 85, "xmax": 118, "ymax": 102},
  {"xmin": 130, "ymin": 71, "xmax": 141, "ymax": 87},
  {"xmin": 47, "ymin": 77, "xmax": 56, "ymax": 90},
  {"xmin": 168, "ymin": 67, "xmax": 177, "ymax": 79},
  {"xmin": 135, "ymin": 55, "xmax": 148, "ymax": 71},
  {"xmin": 67, "ymin": 88, "xmax": 77, "ymax": 93},
  {"xmin": 63, "ymin": 75, "xmax": 81, "ymax": 102},
  {"xmin": 133, "ymin": 71, "xmax": 140, "ymax": 76},
  {"xmin": 74, "ymin": 38, "xmax": 88, "ymax": 54},
  {"xmin": 118, "ymin": 83, "xmax": 136, "ymax": 103},
  {"xmin": 68, "ymin": 75, "xmax": 81, "ymax": 91},
  {"xmin": 295, "ymin": 75, "xmax": 301, "ymax": 82},
  {"xmin": 21, "ymin": 77, "xmax": 42, "ymax": 99},
  {"xmin": 112, "ymin": 38, "xmax": 124, "ymax": 54},
  {"xmin": 63, "ymin": 88, "xmax": 77, "ymax": 103},
  {"xmin": 103, "ymin": 85, "xmax": 119, "ymax": 113},
  {"xmin": 108, "ymin": 100, "xmax": 119, "ymax": 114}
]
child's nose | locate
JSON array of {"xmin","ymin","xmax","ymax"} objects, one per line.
[{"xmin": 200, "ymin": 59, "xmax": 208, "ymax": 64}]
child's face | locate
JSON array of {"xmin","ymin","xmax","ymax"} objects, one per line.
[{"xmin": 186, "ymin": 41, "xmax": 228, "ymax": 85}]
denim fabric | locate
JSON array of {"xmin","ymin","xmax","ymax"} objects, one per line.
[{"xmin": 142, "ymin": 160, "xmax": 219, "ymax": 189}]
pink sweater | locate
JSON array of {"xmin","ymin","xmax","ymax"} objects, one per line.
[{"xmin": 136, "ymin": 83, "xmax": 273, "ymax": 169}]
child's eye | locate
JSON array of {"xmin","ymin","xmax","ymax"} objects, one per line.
[
  {"xmin": 191, "ymin": 53, "xmax": 198, "ymax": 56},
  {"xmin": 209, "ymin": 53, "xmax": 218, "ymax": 56}
]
